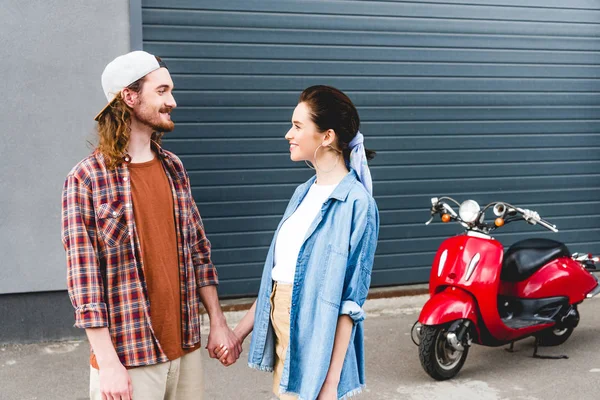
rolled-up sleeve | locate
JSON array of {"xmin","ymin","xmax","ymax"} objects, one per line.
[
  {"xmin": 62, "ymin": 174, "xmax": 108, "ymax": 329},
  {"xmin": 189, "ymin": 200, "xmax": 219, "ymax": 287},
  {"xmin": 339, "ymin": 199, "xmax": 380, "ymax": 324},
  {"xmin": 340, "ymin": 298, "xmax": 366, "ymax": 323}
]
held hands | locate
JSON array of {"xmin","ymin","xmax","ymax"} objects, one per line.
[
  {"xmin": 206, "ymin": 319, "xmax": 243, "ymax": 367},
  {"xmin": 214, "ymin": 325, "xmax": 249, "ymax": 366}
]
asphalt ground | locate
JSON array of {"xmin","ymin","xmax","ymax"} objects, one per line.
[{"xmin": 1, "ymin": 295, "xmax": 599, "ymax": 400}]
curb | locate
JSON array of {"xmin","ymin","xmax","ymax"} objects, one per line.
[{"xmin": 207, "ymin": 283, "xmax": 430, "ymax": 315}]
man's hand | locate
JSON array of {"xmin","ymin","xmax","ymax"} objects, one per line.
[
  {"xmin": 317, "ymin": 381, "xmax": 338, "ymax": 400},
  {"xmin": 198, "ymin": 286, "xmax": 242, "ymax": 366},
  {"xmin": 99, "ymin": 361, "xmax": 133, "ymax": 400},
  {"xmin": 86, "ymin": 328, "xmax": 132, "ymax": 400},
  {"xmin": 206, "ymin": 319, "xmax": 242, "ymax": 366}
]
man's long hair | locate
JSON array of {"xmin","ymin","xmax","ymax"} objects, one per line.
[{"xmin": 95, "ymin": 78, "xmax": 164, "ymax": 169}]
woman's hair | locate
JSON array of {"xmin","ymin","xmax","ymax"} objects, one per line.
[
  {"xmin": 95, "ymin": 78, "xmax": 164, "ymax": 169},
  {"xmin": 299, "ymin": 85, "xmax": 376, "ymax": 162}
]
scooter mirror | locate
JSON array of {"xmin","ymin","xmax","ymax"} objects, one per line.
[{"xmin": 493, "ymin": 203, "xmax": 506, "ymax": 217}]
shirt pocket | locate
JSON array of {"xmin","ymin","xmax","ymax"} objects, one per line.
[
  {"xmin": 96, "ymin": 201, "xmax": 130, "ymax": 247},
  {"xmin": 318, "ymin": 244, "xmax": 349, "ymax": 309}
]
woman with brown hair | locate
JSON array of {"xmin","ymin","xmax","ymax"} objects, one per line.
[{"xmin": 218, "ymin": 85, "xmax": 379, "ymax": 400}]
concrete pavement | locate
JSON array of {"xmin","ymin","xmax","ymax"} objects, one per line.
[{"xmin": 1, "ymin": 294, "xmax": 599, "ymax": 400}]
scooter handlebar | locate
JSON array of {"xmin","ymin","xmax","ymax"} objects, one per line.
[
  {"xmin": 572, "ymin": 253, "xmax": 600, "ymax": 263},
  {"xmin": 516, "ymin": 207, "xmax": 558, "ymax": 232},
  {"xmin": 537, "ymin": 219, "xmax": 559, "ymax": 233},
  {"xmin": 425, "ymin": 197, "xmax": 559, "ymax": 233},
  {"xmin": 425, "ymin": 197, "xmax": 460, "ymax": 225}
]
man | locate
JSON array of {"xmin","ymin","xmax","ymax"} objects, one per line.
[{"xmin": 61, "ymin": 51, "xmax": 241, "ymax": 400}]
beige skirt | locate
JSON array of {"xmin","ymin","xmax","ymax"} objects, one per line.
[{"xmin": 270, "ymin": 282, "xmax": 298, "ymax": 400}]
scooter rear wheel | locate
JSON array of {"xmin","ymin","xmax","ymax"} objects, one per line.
[
  {"xmin": 419, "ymin": 324, "xmax": 469, "ymax": 381},
  {"xmin": 535, "ymin": 326, "xmax": 574, "ymax": 347}
]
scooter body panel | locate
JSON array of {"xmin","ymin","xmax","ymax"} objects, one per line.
[
  {"xmin": 499, "ymin": 257, "xmax": 598, "ymax": 304},
  {"xmin": 418, "ymin": 287, "xmax": 477, "ymax": 326},
  {"xmin": 429, "ymin": 235, "xmax": 504, "ymax": 295},
  {"xmin": 426, "ymin": 234, "xmax": 561, "ymax": 343},
  {"xmin": 428, "ymin": 235, "xmax": 508, "ymax": 337}
]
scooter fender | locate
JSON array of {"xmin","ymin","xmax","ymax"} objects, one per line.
[{"xmin": 418, "ymin": 287, "xmax": 478, "ymax": 326}]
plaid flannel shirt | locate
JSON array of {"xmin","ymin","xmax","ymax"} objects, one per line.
[{"xmin": 61, "ymin": 143, "xmax": 218, "ymax": 367}]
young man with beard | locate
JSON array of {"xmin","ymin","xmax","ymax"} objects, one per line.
[{"xmin": 61, "ymin": 51, "xmax": 241, "ymax": 400}]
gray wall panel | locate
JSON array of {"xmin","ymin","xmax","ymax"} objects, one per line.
[
  {"xmin": 143, "ymin": 0, "xmax": 600, "ymax": 297},
  {"xmin": 142, "ymin": 8, "xmax": 600, "ymax": 37},
  {"xmin": 142, "ymin": 0, "xmax": 600, "ymax": 23},
  {"xmin": 145, "ymin": 43, "xmax": 600, "ymax": 64},
  {"xmin": 171, "ymin": 121, "xmax": 600, "ymax": 140},
  {"xmin": 170, "ymin": 107, "xmax": 600, "ymax": 123},
  {"xmin": 164, "ymin": 61, "xmax": 600, "ymax": 78},
  {"xmin": 0, "ymin": 0, "xmax": 130, "ymax": 294},
  {"xmin": 144, "ymin": 27, "xmax": 600, "ymax": 51},
  {"xmin": 179, "ymin": 148, "xmax": 600, "ymax": 174}
]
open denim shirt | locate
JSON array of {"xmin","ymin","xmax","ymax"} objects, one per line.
[{"xmin": 248, "ymin": 170, "xmax": 380, "ymax": 400}]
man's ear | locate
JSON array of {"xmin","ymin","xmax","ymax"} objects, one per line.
[{"xmin": 121, "ymin": 88, "xmax": 139, "ymax": 108}]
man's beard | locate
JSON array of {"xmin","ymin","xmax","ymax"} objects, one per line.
[{"xmin": 134, "ymin": 103, "xmax": 175, "ymax": 133}]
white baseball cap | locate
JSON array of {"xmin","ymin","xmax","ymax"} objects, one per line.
[{"xmin": 94, "ymin": 51, "xmax": 167, "ymax": 121}]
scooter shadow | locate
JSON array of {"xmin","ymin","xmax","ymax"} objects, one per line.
[{"xmin": 447, "ymin": 327, "xmax": 598, "ymax": 380}]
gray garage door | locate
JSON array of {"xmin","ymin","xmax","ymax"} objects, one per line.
[{"xmin": 142, "ymin": 0, "xmax": 600, "ymax": 297}]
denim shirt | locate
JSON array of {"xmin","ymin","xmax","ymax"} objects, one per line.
[{"xmin": 248, "ymin": 169, "xmax": 380, "ymax": 400}]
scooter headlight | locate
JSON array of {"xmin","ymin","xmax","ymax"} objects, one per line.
[{"xmin": 459, "ymin": 200, "xmax": 480, "ymax": 224}]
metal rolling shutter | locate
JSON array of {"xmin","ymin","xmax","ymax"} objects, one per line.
[{"xmin": 142, "ymin": 0, "xmax": 600, "ymax": 297}]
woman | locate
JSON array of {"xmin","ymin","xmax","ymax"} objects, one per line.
[{"xmin": 218, "ymin": 85, "xmax": 379, "ymax": 400}]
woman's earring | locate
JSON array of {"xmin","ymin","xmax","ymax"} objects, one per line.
[{"xmin": 313, "ymin": 144, "xmax": 341, "ymax": 173}]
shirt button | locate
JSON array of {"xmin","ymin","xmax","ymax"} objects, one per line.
[
  {"xmin": 112, "ymin": 211, "xmax": 118, "ymax": 217},
  {"xmin": 125, "ymin": 203, "xmax": 131, "ymax": 208},
  {"xmin": 123, "ymin": 176, "xmax": 128, "ymax": 182}
]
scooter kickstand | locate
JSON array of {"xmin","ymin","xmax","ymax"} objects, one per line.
[
  {"xmin": 505, "ymin": 341, "xmax": 517, "ymax": 353},
  {"xmin": 532, "ymin": 337, "xmax": 568, "ymax": 360}
]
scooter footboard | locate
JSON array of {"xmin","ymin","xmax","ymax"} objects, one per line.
[{"xmin": 419, "ymin": 287, "xmax": 478, "ymax": 326}]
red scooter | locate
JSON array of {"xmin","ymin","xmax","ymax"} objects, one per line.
[{"xmin": 412, "ymin": 197, "xmax": 600, "ymax": 381}]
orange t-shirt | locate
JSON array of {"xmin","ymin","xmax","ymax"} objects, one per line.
[{"xmin": 91, "ymin": 156, "xmax": 199, "ymax": 369}]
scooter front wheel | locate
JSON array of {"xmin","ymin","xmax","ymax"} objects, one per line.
[{"xmin": 419, "ymin": 325, "xmax": 469, "ymax": 380}]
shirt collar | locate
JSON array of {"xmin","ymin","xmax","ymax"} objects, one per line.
[
  {"xmin": 301, "ymin": 169, "xmax": 358, "ymax": 203},
  {"xmin": 150, "ymin": 140, "xmax": 169, "ymax": 159},
  {"xmin": 124, "ymin": 141, "xmax": 170, "ymax": 163},
  {"xmin": 328, "ymin": 169, "xmax": 358, "ymax": 201},
  {"xmin": 94, "ymin": 140, "xmax": 171, "ymax": 168}
]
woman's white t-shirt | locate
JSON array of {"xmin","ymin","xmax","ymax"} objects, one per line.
[{"xmin": 271, "ymin": 182, "xmax": 338, "ymax": 284}]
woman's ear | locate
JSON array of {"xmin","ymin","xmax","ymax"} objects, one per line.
[{"xmin": 322, "ymin": 129, "xmax": 337, "ymax": 148}]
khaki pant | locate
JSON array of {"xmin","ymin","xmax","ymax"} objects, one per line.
[
  {"xmin": 270, "ymin": 282, "xmax": 298, "ymax": 400},
  {"xmin": 90, "ymin": 348, "xmax": 204, "ymax": 400}
]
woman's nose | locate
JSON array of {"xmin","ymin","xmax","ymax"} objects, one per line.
[{"xmin": 285, "ymin": 128, "xmax": 293, "ymax": 140}]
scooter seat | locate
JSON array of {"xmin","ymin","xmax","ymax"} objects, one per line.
[{"xmin": 501, "ymin": 239, "xmax": 570, "ymax": 282}]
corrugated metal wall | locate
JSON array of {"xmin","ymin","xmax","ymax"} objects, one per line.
[{"xmin": 142, "ymin": 0, "xmax": 600, "ymax": 297}]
